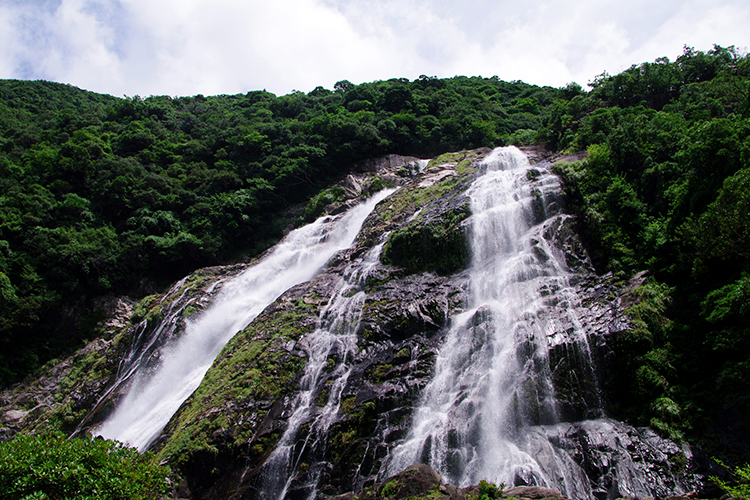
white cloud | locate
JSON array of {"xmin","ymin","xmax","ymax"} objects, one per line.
[
  {"xmin": 42, "ymin": 0, "xmax": 123, "ymax": 88},
  {"xmin": 629, "ymin": 0, "xmax": 750, "ymax": 63},
  {"xmin": 1, "ymin": 0, "xmax": 749, "ymax": 96},
  {"xmin": 0, "ymin": 7, "xmax": 19, "ymax": 78},
  {"xmin": 109, "ymin": 0, "xmax": 408, "ymax": 96}
]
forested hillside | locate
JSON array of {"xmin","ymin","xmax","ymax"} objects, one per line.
[
  {"xmin": 0, "ymin": 75, "xmax": 557, "ymax": 384},
  {"xmin": 547, "ymin": 45, "xmax": 750, "ymax": 453},
  {"xmin": 1, "ymin": 45, "xmax": 749, "ymax": 460}
]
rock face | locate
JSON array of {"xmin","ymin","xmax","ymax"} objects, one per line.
[
  {"xmin": 0, "ymin": 268, "xmax": 248, "ymax": 443},
  {"xmin": 331, "ymin": 464, "xmax": 572, "ymax": 500},
  {"xmin": 149, "ymin": 149, "xmax": 485, "ymax": 500},
  {"xmin": 0, "ymin": 297, "xmax": 136, "ymax": 441},
  {"xmin": 1, "ymin": 147, "xmax": 705, "ymax": 500}
]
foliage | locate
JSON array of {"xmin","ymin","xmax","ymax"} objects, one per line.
[
  {"xmin": 382, "ymin": 208, "xmax": 470, "ymax": 276},
  {"xmin": 2, "ymin": 45, "xmax": 750, "ymax": 464},
  {"xmin": 477, "ymin": 479, "xmax": 503, "ymax": 500},
  {"xmin": 0, "ymin": 432, "xmax": 169, "ymax": 500},
  {"xmin": 304, "ymin": 186, "xmax": 346, "ymax": 221},
  {"xmin": 0, "ymin": 76, "xmax": 557, "ymax": 384},
  {"xmin": 548, "ymin": 44, "xmax": 750, "ymax": 446},
  {"xmin": 711, "ymin": 459, "xmax": 750, "ymax": 500},
  {"xmin": 381, "ymin": 478, "xmax": 399, "ymax": 497}
]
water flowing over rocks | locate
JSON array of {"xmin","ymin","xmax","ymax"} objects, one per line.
[{"xmin": 1, "ymin": 148, "xmax": 707, "ymax": 500}]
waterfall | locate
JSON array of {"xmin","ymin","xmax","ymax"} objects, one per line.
[
  {"xmin": 96, "ymin": 189, "xmax": 395, "ymax": 451},
  {"xmin": 259, "ymin": 234, "xmax": 390, "ymax": 500},
  {"xmin": 385, "ymin": 147, "xmax": 602, "ymax": 496}
]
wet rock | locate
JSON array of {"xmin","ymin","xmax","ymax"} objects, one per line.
[
  {"xmin": 0, "ymin": 267, "xmax": 246, "ymax": 443},
  {"xmin": 342, "ymin": 174, "xmax": 364, "ymax": 198},
  {"xmin": 1, "ymin": 148, "xmax": 709, "ymax": 500},
  {"xmin": 2, "ymin": 409, "xmax": 29, "ymax": 423},
  {"xmin": 353, "ymin": 154, "xmax": 423, "ymax": 174},
  {"xmin": 333, "ymin": 464, "xmax": 572, "ymax": 500},
  {"xmin": 505, "ymin": 485, "xmax": 571, "ymax": 500},
  {"xmin": 332, "ymin": 464, "xmax": 459, "ymax": 500},
  {"xmin": 522, "ymin": 420, "xmax": 702, "ymax": 500},
  {"xmin": 138, "ymin": 151, "xmax": 486, "ymax": 499}
]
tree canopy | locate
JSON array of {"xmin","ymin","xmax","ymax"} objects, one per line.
[
  {"xmin": 1, "ymin": 45, "xmax": 749, "ymax": 459},
  {"xmin": 548, "ymin": 44, "xmax": 750, "ymax": 448},
  {"xmin": 0, "ymin": 75, "xmax": 557, "ymax": 384}
]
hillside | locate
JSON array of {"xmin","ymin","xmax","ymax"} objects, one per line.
[
  {"xmin": 0, "ymin": 76, "xmax": 557, "ymax": 385},
  {"xmin": 0, "ymin": 44, "xmax": 749, "ymax": 499}
]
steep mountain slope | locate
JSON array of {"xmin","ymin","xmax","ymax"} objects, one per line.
[
  {"xmin": 2, "ymin": 147, "xmax": 704, "ymax": 499},
  {"xmin": 2, "ymin": 45, "xmax": 750, "ymax": 498}
]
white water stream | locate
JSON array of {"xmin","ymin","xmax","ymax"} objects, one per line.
[
  {"xmin": 386, "ymin": 147, "xmax": 594, "ymax": 495},
  {"xmin": 97, "ymin": 189, "xmax": 395, "ymax": 451},
  {"xmin": 260, "ymin": 235, "xmax": 389, "ymax": 500}
]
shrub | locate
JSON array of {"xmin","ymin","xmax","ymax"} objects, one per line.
[
  {"xmin": 304, "ymin": 186, "xmax": 347, "ymax": 221},
  {"xmin": 0, "ymin": 432, "xmax": 170, "ymax": 500},
  {"xmin": 711, "ymin": 459, "xmax": 750, "ymax": 500}
]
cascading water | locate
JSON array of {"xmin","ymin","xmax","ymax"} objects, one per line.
[
  {"xmin": 259, "ymin": 235, "xmax": 390, "ymax": 500},
  {"xmin": 385, "ymin": 147, "xmax": 640, "ymax": 498},
  {"xmin": 96, "ymin": 189, "xmax": 395, "ymax": 451}
]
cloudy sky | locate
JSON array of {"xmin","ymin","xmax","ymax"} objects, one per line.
[{"xmin": 1, "ymin": 0, "xmax": 749, "ymax": 98}]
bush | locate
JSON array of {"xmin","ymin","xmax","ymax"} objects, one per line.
[
  {"xmin": 304, "ymin": 186, "xmax": 347, "ymax": 221},
  {"xmin": 0, "ymin": 432, "xmax": 170, "ymax": 500},
  {"xmin": 712, "ymin": 459, "xmax": 750, "ymax": 500}
]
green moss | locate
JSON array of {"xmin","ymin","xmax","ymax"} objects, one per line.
[
  {"xmin": 305, "ymin": 185, "xmax": 346, "ymax": 221},
  {"xmin": 382, "ymin": 207, "xmax": 470, "ymax": 275},
  {"xmin": 54, "ymin": 345, "xmax": 112, "ymax": 412},
  {"xmin": 132, "ymin": 293, "xmax": 161, "ymax": 323},
  {"xmin": 335, "ymin": 429, "xmax": 358, "ymax": 449},
  {"xmin": 182, "ymin": 304, "xmax": 200, "ymax": 317},
  {"xmin": 369, "ymin": 364, "xmax": 393, "ymax": 384},
  {"xmin": 156, "ymin": 301, "xmax": 316, "ymax": 466},
  {"xmin": 325, "ymin": 357, "xmax": 337, "ymax": 372},
  {"xmin": 367, "ymin": 175, "xmax": 396, "ymax": 194},
  {"xmin": 340, "ymin": 396, "xmax": 356, "ymax": 414},
  {"xmin": 375, "ymin": 154, "xmax": 476, "ymax": 224},
  {"xmin": 316, "ymin": 385, "xmax": 331, "ymax": 407},
  {"xmin": 428, "ymin": 151, "xmax": 480, "ymax": 169},
  {"xmin": 351, "ymin": 401, "xmax": 376, "ymax": 425},
  {"xmin": 294, "ymin": 295, "xmax": 320, "ymax": 311},
  {"xmin": 381, "ymin": 478, "xmax": 399, "ymax": 497},
  {"xmin": 456, "ymin": 159, "xmax": 474, "ymax": 175}
]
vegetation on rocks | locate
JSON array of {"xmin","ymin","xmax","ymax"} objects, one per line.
[
  {"xmin": 149, "ymin": 285, "xmax": 324, "ymax": 497},
  {"xmin": 2, "ymin": 43, "xmax": 750, "ymax": 495},
  {"xmin": 548, "ymin": 45, "xmax": 750, "ymax": 455}
]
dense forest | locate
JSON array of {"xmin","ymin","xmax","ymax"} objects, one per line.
[
  {"xmin": 0, "ymin": 72, "xmax": 558, "ymax": 384},
  {"xmin": 1, "ymin": 44, "xmax": 749, "ymax": 460},
  {"xmin": 547, "ymin": 45, "xmax": 750, "ymax": 453}
]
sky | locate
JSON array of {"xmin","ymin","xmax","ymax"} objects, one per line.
[{"xmin": 1, "ymin": 0, "xmax": 749, "ymax": 98}]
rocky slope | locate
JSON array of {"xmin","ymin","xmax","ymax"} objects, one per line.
[{"xmin": 1, "ymin": 147, "xmax": 705, "ymax": 500}]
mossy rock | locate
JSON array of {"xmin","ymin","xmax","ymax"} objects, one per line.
[{"xmin": 381, "ymin": 207, "xmax": 470, "ymax": 275}]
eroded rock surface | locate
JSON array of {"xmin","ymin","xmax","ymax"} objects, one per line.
[{"xmin": 332, "ymin": 463, "xmax": 572, "ymax": 500}]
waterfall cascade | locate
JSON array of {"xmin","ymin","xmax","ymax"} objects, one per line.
[
  {"xmin": 384, "ymin": 147, "xmax": 692, "ymax": 499},
  {"xmin": 76, "ymin": 147, "xmax": 697, "ymax": 500},
  {"xmin": 260, "ymin": 235, "xmax": 389, "ymax": 500},
  {"xmin": 96, "ymin": 189, "xmax": 395, "ymax": 451}
]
